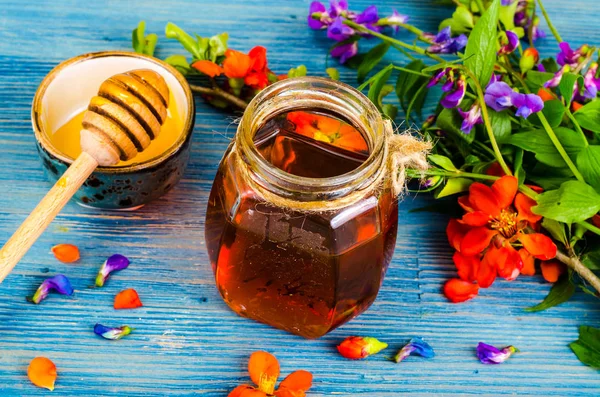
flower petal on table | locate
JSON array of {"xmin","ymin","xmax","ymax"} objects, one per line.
[
  {"xmin": 114, "ymin": 288, "xmax": 143, "ymax": 310},
  {"xmin": 51, "ymin": 244, "xmax": 80, "ymax": 263},
  {"xmin": 28, "ymin": 357, "xmax": 57, "ymax": 391}
]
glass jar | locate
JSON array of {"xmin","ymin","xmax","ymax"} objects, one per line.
[{"xmin": 205, "ymin": 77, "xmax": 398, "ymax": 338}]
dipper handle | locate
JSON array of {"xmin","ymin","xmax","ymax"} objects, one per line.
[{"xmin": 0, "ymin": 69, "xmax": 170, "ymax": 281}]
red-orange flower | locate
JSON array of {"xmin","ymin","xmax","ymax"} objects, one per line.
[
  {"xmin": 223, "ymin": 46, "xmax": 271, "ymax": 89},
  {"xmin": 228, "ymin": 351, "xmax": 312, "ymax": 397},
  {"xmin": 444, "ymin": 278, "xmax": 480, "ymax": 303},
  {"xmin": 445, "ymin": 176, "xmax": 557, "ymax": 301},
  {"xmin": 192, "ymin": 60, "xmax": 223, "ymax": 77},
  {"xmin": 336, "ymin": 336, "xmax": 388, "ymax": 360}
]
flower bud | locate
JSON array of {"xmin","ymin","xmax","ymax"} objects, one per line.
[
  {"xmin": 337, "ymin": 336, "xmax": 388, "ymax": 359},
  {"xmin": 520, "ymin": 48, "xmax": 539, "ymax": 73}
]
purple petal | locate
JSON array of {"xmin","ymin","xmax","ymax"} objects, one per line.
[
  {"xmin": 328, "ymin": 0, "xmax": 348, "ymax": 18},
  {"xmin": 327, "ymin": 16, "xmax": 355, "ymax": 41},
  {"xmin": 484, "ymin": 82, "xmax": 515, "ymax": 112},
  {"xmin": 512, "ymin": 93, "xmax": 544, "ymax": 119},
  {"xmin": 477, "ymin": 342, "xmax": 518, "ymax": 364},
  {"xmin": 330, "ymin": 41, "xmax": 358, "ymax": 64},
  {"xmin": 355, "ymin": 5, "xmax": 379, "ymax": 24},
  {"xmin": 501, "ymin": 0, "xmax": 514, "ymax": 5},
  {"xmin": 388, "ymin": 9, "xmax": 409, "ymax": 34},
  {"xmin": 434, "ymin": 26, "xmax": 452, "ymax": 43},
  {"xmin": 29, "ymin": 274, "xmax": 73, "ymax": 304},
  {"xmin": 427, "ymin": 68, "xmax": 447, "ymax": 88},
  {"xmin": 451, "ymin": 35, "xmax": 468, "ymax": 53},
  {"xmin": 95, "ymin": 254, "xmax": 130, "ymax": 287},
  {"xmin": 544, "ymin": 65, "xmax": 568, "ymax": 88},
  {"xmin": 94, "ymin": 323, "xmax": 133, "ymax": 340},
  {"xmin": 441, "ymin": 79, "xmax": 466, "ymax": 108},
  {"xmin": 458, "ymin": 105, "xmax": 483, "ymax": 134},
  {"xmin": 498, "ymin": 30, "xmax": 519, "ymax": 55},
  {"xmin": 394, "ymin": 337, "xmax": 435, "ymax": 363},
  {"xmin": 308, "ymin": 2, "xmax": 328, "ymax": 29}
]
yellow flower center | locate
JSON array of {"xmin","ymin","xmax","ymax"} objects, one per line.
[{"xmin": 489, "ymin": 208, "xmax": 518, "ymax": 238}]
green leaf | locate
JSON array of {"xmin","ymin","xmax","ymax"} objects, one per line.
[
  {"xmin": 541, "ymin": 218, "xmax": 568, "ymax": 245},
  {"xmin": 132, "ymin": 21, "xmax": 146, "ymax": 53},
  {"xmin": 358, "ymin": 63, "xmax": 393, "ymax": 91},
  {"xmin": 532, "ymin": 180, "xmax": 600, "ymax": 223},
  {"xmin": 439, "ymin": 6, "xmax": 474, "ymax": 34},
  {"xmin": 464, "ymin": 0, "xmax": 500, "ymax": 87},
  {"xmin": 436, "ymin": 178, "xmax": 473, "ymax": 198},
  {"xmin": 541, "ymin": 57, "xmax": 559, "ymax": 73},
  {"xmin": 559, "ymin": 73, "xmax": 582, "ymax": 108},
  {"xmin": 514, "ymin": 148, "xmax": 525, "ymax": 184},
  {"xmin": 357, "ymin": 42, "xmax": 390, "ymax": 83},
  {"xmin": 208, "ymin": 33, "xmax": 228, "ymax": 62},
  {"xmin": 143, "ymin": 33, "xmax": 158, "ymax": 57},
  {"xmin": 507, "ymin": 127, "xmax": 586, "ymax": 168},
  {"xmin": 326, "ymin": 67, "xmax": 340, "ymax": 80},
  {"xmin": 525, "ymin": 276, "xmax": 575, "ymax": 312},
  {"xmin": 525, "ymin": 70, "xmax": 555, "ymax": 92},
  {"xmin": 165, "ymin": 22, "xmax": 202, "ymax": 60},
  {"xmin": 396, "ymin": 60, "xmax": 429, "ymax": 118},
  {"xmin": 582, "ymin": 249, "xmax": 600, "ymax": 270},
  {"xmin": 382, "ymin": 104, "xmax": 398, "ymax": 120},
  {"xmin": 577, "ymin": 145, "xmax": 600, "ymax": 192},
  {"xmin": 164, "ymin": 55, "xmax": 191, "ymax": 75},
  {"xmin": 530, "ymin": 100, "xmax": 565, "ymax": 128},
  {"xmin": 367, "ymin": 65, "xmax": 394, "ymax": 112},
  {"xmin": 437, "ymin": 107, "xmax": 475, "ymax": 143},
  {"xmin": 489, "ymin": 109, "xmax": 511, "ymax": 143},
  {"xmin": 570, "ymin": 326, "xmax": 600, "ymax": 369},
  {"xmin": 428, "ymin": 154, "xmax": 459, "ymax": 172},
  {"xmin": 499, "ymin": 0, "xmax": 519, "ymax": 30},
  {"xmin": 575, "ymin": 100, "xmax": 600, "ymax": 135}
]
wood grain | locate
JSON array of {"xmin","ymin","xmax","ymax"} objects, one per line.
[{"xmin": 0, "ymin": 0, "xmax": 598, "ymax": 396}]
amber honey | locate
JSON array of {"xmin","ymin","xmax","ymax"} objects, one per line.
[
  {"xmin": 49, "ymin": 92, "xmax": 183, "ymax": 166},
  {"xmin": 205, "ymin": 110, "xmax": 398, "ymax": 338}
]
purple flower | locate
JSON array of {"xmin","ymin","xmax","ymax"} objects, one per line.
[
  {"xmin": 327, "ymin": 16, "xmax": 355, "ymax": 41},
  {"xmin": 512, "ymin": 92, "xmax": 544, "ymax": 119},
  {"xmin": 355, "ymin": 5, "xmax": 378, "ymax": 24},
  {"xmin": 484, "ymin": 82, "xmax": 515, "ymax": 111},
  {"xmin": 458, "ymin": 104, "xmax": 483, "ymax": 134},
  {"xmin": 95, "ymin": 254, "xmax": 130, "ymax": 287},
  {"xmin": 308, "ymin": 1, "xmax": 331, "ymax": 30},
  {"xmin": 28, "ymin": 275, "xmax": 73, "ymax": 304},
  {"xmin": 330, "ymin": 41, "xmax": 358, "ymax": 64},
  {"xmin": 501, "ymin": 0, "xmax": 515, "ymax": 4},
  {"xmin": 387, "ymin": 9, "xmax": 409, "ymax": 34},
  {"xmin": 421, "ymin": 175, "xmax": 441, "ymax": 189},
  {"xmin": 441, "ymin": 76, "xmax": 467, "ymax": 108},
  {"xmin": 94, "ymin": 324, "xmax": 133, "ymax": 340},
  {"xmin": 557, "ymin": 42, "xmax": 582, "ymax": 67},
  {"xmin": 394, "ymin": 337, "xmax": 435, "ymax": 363},
  {"xmin": 583, "ymin": 63, "xmax": 600, "ymax": 99},
  {"xmin": 427, "ymin": 68, "xmax": 449, "ymax": 88},
  {"xmin": 328, "ymin": 0, "xmax": 348, "ymax": 18},
  {"xmin": 544, "ymin": 65, "xmax": 570, "ymax": 88},
  {"xmin": 477, "ymin": 342, "xmax": 518, "ymax": 364},
  {"xmin": 514, "ymin": 11, "xmax": 528, "ymax": 27},
  {"xmin": 426, "ymin": 27, "xmax": 467, "ymax": 54},
  {"xmin": 498, "ymin": 30, "xmax": 519, "ymax": 56}
]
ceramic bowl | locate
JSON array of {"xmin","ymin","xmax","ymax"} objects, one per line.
[{"xmin": 32, "ymin": 51, "xmax": 195, "ymax": 210}]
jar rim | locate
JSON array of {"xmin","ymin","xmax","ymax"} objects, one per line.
[{"xmin": 236, "ymin": 77, "xmax": 387, "ymax": 202}]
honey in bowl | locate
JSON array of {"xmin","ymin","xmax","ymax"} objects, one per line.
[
  {"xmin": 206, "ymin": 110, "xmax": 398, "ymax": 338},
  {"xmin": 48, "ymin": 91, "xmax": 183, "ymax": 166}
]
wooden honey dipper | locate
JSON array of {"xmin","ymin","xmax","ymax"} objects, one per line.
[{"xmin": 0, "ymin": 69, "xmax": 170, "ymax": 281}]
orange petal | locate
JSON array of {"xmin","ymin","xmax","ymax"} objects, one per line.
[
  {"xmin": 248, "ymin": 351, "xmax": 280, "ymax": 394},
  {"xmin": 486, "ymin": 162, "xmax": 506, "ymax": 177},
  {"xmin": 514, "ymin": 193, "xmax": 542, "ymax": 224},
  {"xmin": 518, "ymin": 249, "xmax": 536, "ymax": 276},
  {"xmin": 51, "ymin": 244, "xmax": 80, "ymax": 263},
  {"xmin": 457, "ymin": 195, "xmax": 475, "ymax": 212},
  {"xmin": 443, "ymin": 278, "xmax": 479, "ymax": 303},
  {"xmin": 274, "ymin": 389, "xmax": 306, "ymax": 397},
  {"xmin": 453, "ymin": 251, "xmax": 479, "ymax": 282},
  {"xmin": 192, "ymin": 60, "xmax": 223, "ymax": 77},
  {"xmin": 249, "ymin": 46, "xmax": 267, "ymax": 71},
  {"xmin": 493, "ymin": 245, "xmax": 523, "ymax": 281},
  {"xmin": 478, "ymin": 248, "xmax": 498, "ymax": 288},
  {"xmin": 518, "ymin": 233, "xmax": 557, "ymax": 260},
  {"xmin": 28, "ymin": 357, "xmax": 57, "ymax": 391},
  {"xmin": 469, "ymin": 182, "xmax": 501, "ymax": 217},
  {"xmin": 228, "ymin": 385, "xmax": 267, "ymax": 397},
  {"xmin": 460, "ymin": 227, "xmax": 497, "ymax": 256},
  {"xmin": 461, "ymin": 211, "xmax": 490, "ymax": 227},
  {"xmin": 447, "ymin": 219, "xmax": 469, "ymax": 251},
  {"xmin": 114, "ymin": 288, "xmax": 143, "ymax": 310},
  {"xmin": 541, "ymin": 260, "xmax": 566, "ymax": 283},
  {"xmin": 537, "ymin": 87, "xmax": 556, "ymax": 102},
  {"xmin": 279, "ymin": 370, "xmax": 313, "ymax": 392},
  {"xmin": 491, "ymin": 176, "xmax": 518, "ymax": 210},
  {"xmin": 223, "ymin": 49, "xmax": 251, "ymax": 78}
]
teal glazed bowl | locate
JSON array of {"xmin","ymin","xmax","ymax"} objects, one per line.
[{"xmin": 32, "ymin": 51, "xmax": 195, "ymax": 210}]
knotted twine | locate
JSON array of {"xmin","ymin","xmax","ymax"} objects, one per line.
[{"xmin": 236, "ymin": 119, "xmax": 432, "ymax": 212}]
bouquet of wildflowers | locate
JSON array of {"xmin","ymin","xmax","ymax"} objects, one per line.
[{"xmin": 307, "ymin": 0, "xmax": 600, "ymax": 367}]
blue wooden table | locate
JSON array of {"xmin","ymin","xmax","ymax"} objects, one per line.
[{"xmin": 0, "ymin": 1, "xmax": 598, "ymax": 395}]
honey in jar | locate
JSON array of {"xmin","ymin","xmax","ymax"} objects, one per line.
[{"xmin": 205, "ymin": 78, "xmax": 398, "ymax": 338}]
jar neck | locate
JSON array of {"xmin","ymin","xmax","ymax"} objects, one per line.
[{"xmin": 235, "ymin": 77, "xmax": 387, "ymax": 203}]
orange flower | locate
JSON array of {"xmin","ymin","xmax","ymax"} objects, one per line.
[
  {"xmin": 443, "ymin": 278, "xmax": 480, "ymax": 303},
  {"xmin": 541, "ymin": 260, "xmax": 566, "ymax": 283},
  {"xmin": 572, "ymin": 101, "xmax": 584, "ymax": 112},
  {"xmin": 228, "ymin": 351, "xmax": 312, "ymax": 397},
  {"xmin": 336, "ymin": 336, "xmax": 388, "ymax": 360},
  {"xmin": 114, "ymin": 288, "xmax": 143, "ymax": 310},
  {"xmin": 537, "ymin": 87, "xmax": 556, "ymax": 102},
  {"xmin": 28, "ymin": 357, "xmax": 57, "ymax": 391},
  {"xmin": 192, "ymin": 60, "xmax": 223, "ymax": 77},
  {"xmin": 223, "ymin": 49, "xmax": 252, "ymax": 78},
  {"xmin": 445, "ymin": 176, "xmax": 557, "ymax": 301},
  {"xmin": 222, "ymin": 46, "xmax": 271, "ymax": 89},
  {"xmin": 51, "ymin": 244, "xmax": 80, "ymax": 263}
]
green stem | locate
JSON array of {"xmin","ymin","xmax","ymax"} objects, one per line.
[
  {"xmin": 473, "ymin": 140, "xmax": 497, "ymax": 158},
  {"xmin": 375, "ymin": 20, "xmax": 424, "ymax": 36},
  {"xmin": 536, "ymin": 0, "xmax": 563, "ymax": 43},
  {"xmin": 392, "ymin": 65, "xmax": 431, "ymax": 78},
  {"xmin": 474, "ymin": 0, "xmax": 486, "ymax": 14},
  {"xmin": 343, "ymin": 20, "xmax": 446, "ymax": 63},
  {"xmin": 459, "ymin": 67, "xmax": 513, "ymax": 176},
  {"xmin": 566, "ymin": 108, "xmax": 589, "ymax": 147},
  {"xmin": 538, "ymin": 113, "xmax": 586, "ymax": 182}
]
